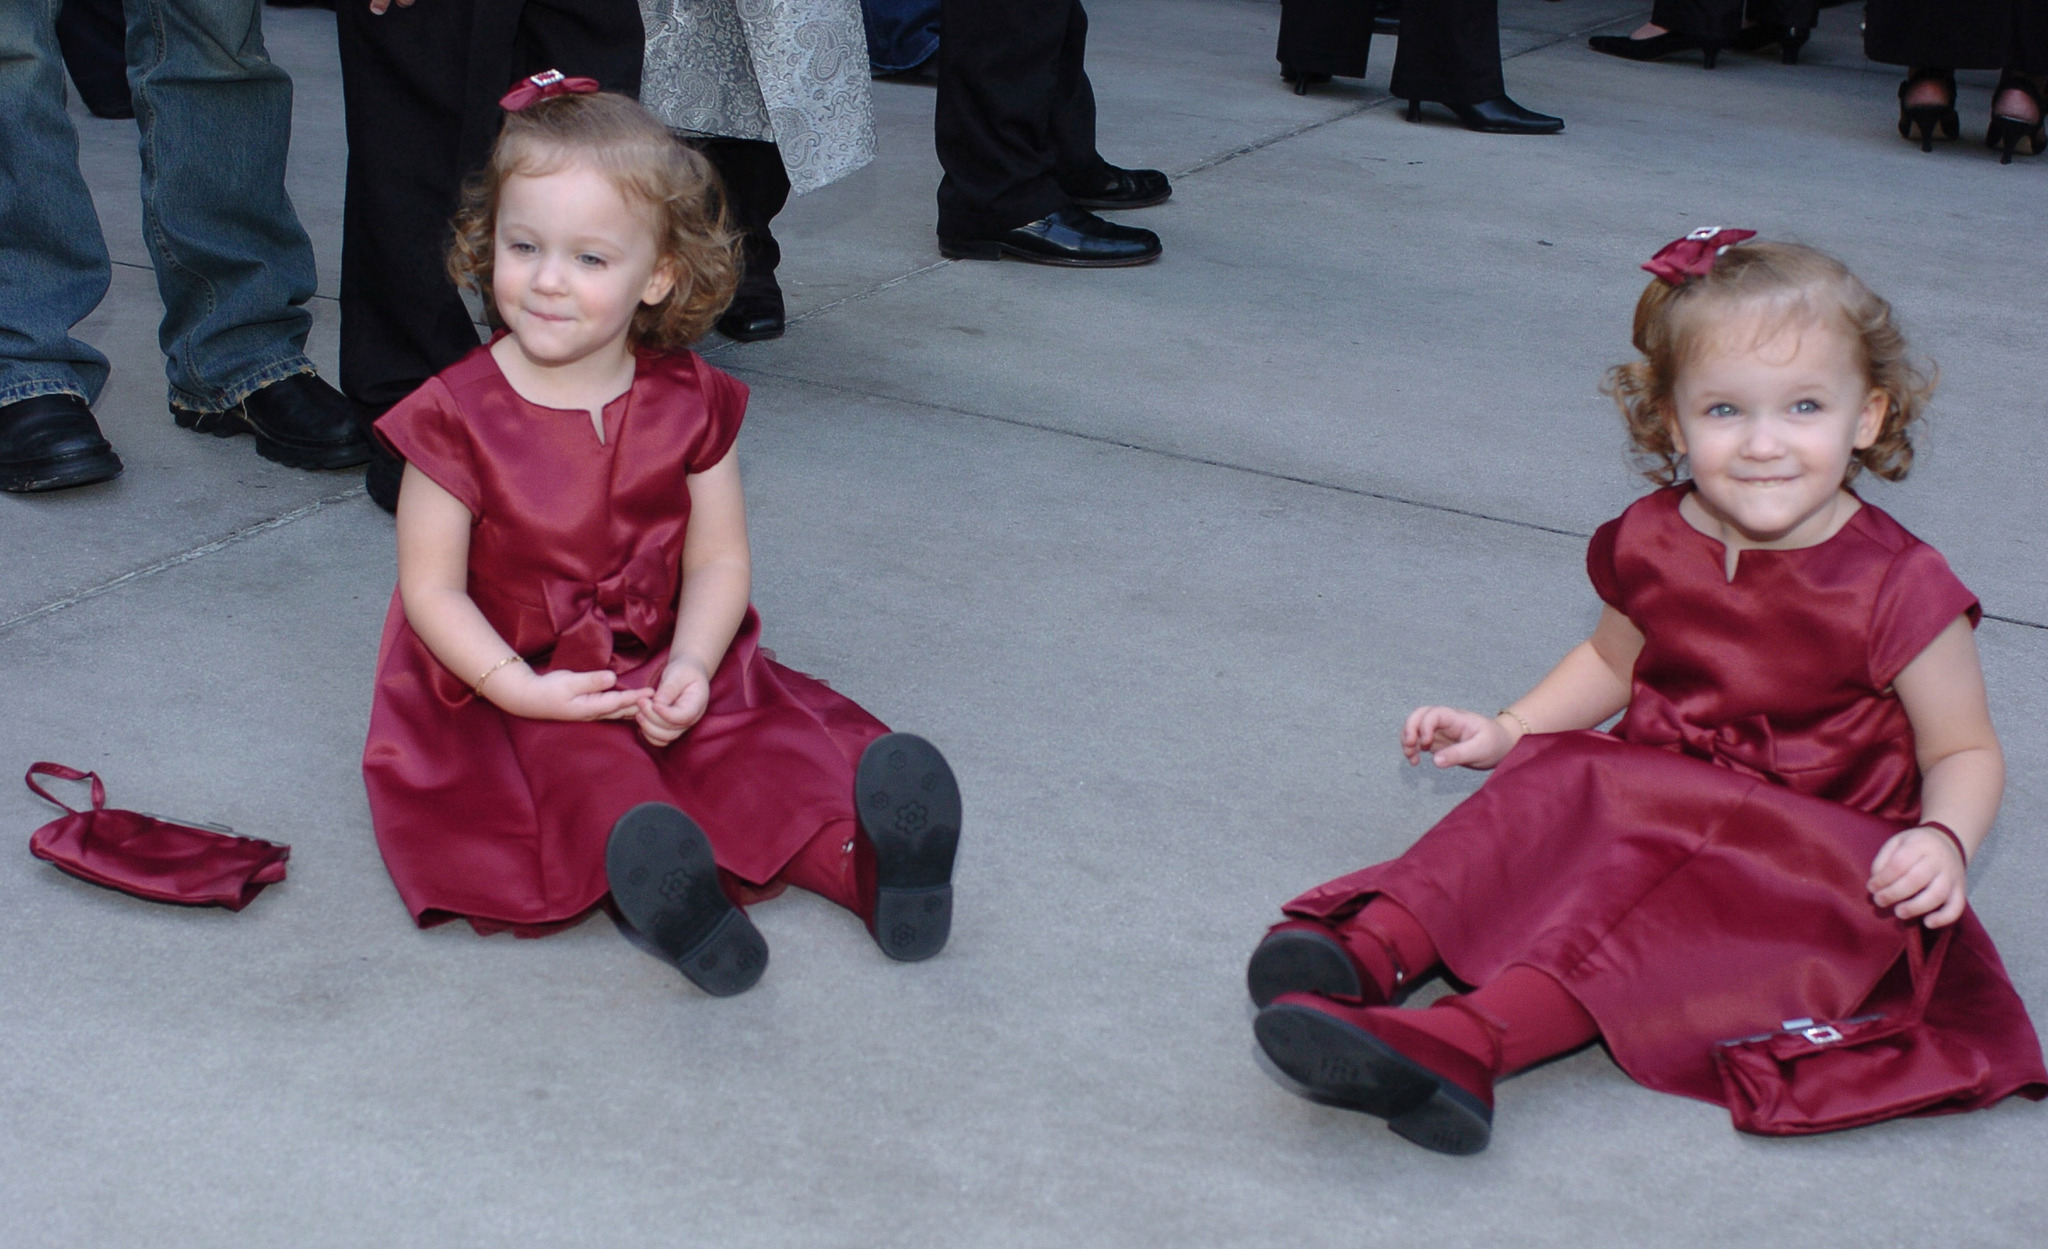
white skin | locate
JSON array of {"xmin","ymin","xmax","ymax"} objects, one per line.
[
  {"xmin": 396, "ymin": 158, "xmax": 753, "ymax": 750},
  {"xmin": 1404, "ymin": 307, "xmax": 2003, "ymax": 929}
]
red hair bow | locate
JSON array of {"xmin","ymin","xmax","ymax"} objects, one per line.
[
  {"xmin": 1642, "ymin": 227, "xmax": 1756, "ymax": 284},
  {"xmin": 500, "ymin": 69, "xmax": 600, "ymax": 112}
]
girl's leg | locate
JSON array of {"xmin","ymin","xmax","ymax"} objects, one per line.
[
  {"xmin": 1254, "ymin": 965, "xmax": 1598, "ymax": 1155},
  {"xmin": 778, "ymin": 818, "xmax": 869, "ymax": 919}
]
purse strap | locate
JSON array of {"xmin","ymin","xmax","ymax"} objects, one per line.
[
  {"xmin": 25, "ymin": 762, "xmax": 106, "ymax": 814},
  {"xmin": 1899, "ymin": 921, "xmax": 1956, "ymax": 1024}
]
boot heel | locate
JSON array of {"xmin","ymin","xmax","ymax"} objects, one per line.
[
  {"xmin": 1386, "ymin": 1081, "xmax": 1493, "ymax": 1156},
  {"xmin": 1702, "ymin": 45, "xmax": 1719, "ymax": 70},
  {"xmin": 1780, "ymin": 29, "xmax": 1807, "ymax": 65},
  {"xmin": 1406, "ymin": 98, "xmax": 1422, "ymax": 123}
]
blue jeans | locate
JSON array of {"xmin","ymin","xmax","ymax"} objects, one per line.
[{"xmin": 0, "ymin": 0, "xmax": 317, "ymax": 412}]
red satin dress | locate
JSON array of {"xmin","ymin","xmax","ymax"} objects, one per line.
[
  {"xmin": 362, "ymin": 344, "xmax": 887, "ymax": 935},
  {"xmin": 1286, "ymin": 486, "xmax": 2045, "ymax": 1113}
]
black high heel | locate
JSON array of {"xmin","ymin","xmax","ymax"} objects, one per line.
[
  {"xmin": 1986, "ymin": 72, "xmax": 2048, "ymax": 165},
  {"xmin": 1404, "ymin": 95, "xmax": 1563, "ymax": 134},
  {"xmin": 1896, "ymin": 69, "xmax": 1959, "ymax": 153},
  {"xmin": 1588, "ymin": 31, "xmax": 1720, "ymax": 69}
]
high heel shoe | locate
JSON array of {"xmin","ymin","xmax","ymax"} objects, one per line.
[
  {"xmin": 1986, "ymin": 72, "xmax": 2048, "ymax": 165},
  {"xmin": 1404, "ymin": 95, "xmax": 1563, "ymax": 135},
  {"xmin": 1896, "ymin": 69, "xmax": 1959, "ymax": 153},
  {"xmin": 1588, "ymin": 31, "xmax": 1720, "ymax": 69}
]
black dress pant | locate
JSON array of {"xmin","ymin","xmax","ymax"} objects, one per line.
[
  {"xmin": 935, "ymin": 0, "xmax": 1107, "ymax": 237},
  {"xmin": 1865, "ymin": 0, "xmax": 2048, "ymax": 73},
  {"xmin": 335, "ymin": 0, "xmax": 643, "ymax": 416},
  {"xmin": 1275, "ymin": 0, "xmax": 1507, "ymax": 105},
  {"xmin": 1389, "ymin": 0, "xmax": 1504, "ymax": 104},
  {"xmin": 693, "ymin": 138, "xmax": 791, "ymax": 309},
  {"xmin": 55, "ymin": 0, "xmax": 132, "ymax": 118}
]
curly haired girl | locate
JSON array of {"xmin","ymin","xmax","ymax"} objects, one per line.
[{"xmin": 363, "ymin": 77, "xmax": 962, "ymax": 998}]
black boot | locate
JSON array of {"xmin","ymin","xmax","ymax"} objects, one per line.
[
  {"xmin": 172, "ymin": 373, "xmax": 373, "ymax": 471},
  {"xmin": 0, "ymin": 394, "xmax": 123, "ymax": 493}
]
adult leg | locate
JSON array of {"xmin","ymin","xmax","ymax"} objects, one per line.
[
  {"xmin": 128, "ymin": 0, "xmax": 313, "ymax": 408},
  {"xmin": 934, "ymin": 0, "xmax": 1071, "ymax": 238},
  {"xmin": 1045, "ymin": 0, "xmax": 1171, "ymax": 210},
  {"xmin": 933, "ymin": 0, "xmax": 1157, "ymax": 262},
  {"xmin": 0, "ymin": 0, "xmax": 123, "ymax": 491},
  {"xmin": 694, "ymin": 137, "xmax": 791, "ymax": 341},
  {"xmin": 336, "ymin": 0, "xmax": 489, "ymax": 424},
  {"xmin": 1392, "ymin": 0, "xmax": 1560, "ymax": 133},
  {"xmin": 55, "ymin": 0, "xmax": 133, "ymax": 119}
]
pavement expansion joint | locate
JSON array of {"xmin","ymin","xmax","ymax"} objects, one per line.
[{"xmin": 0, "ymin": 485, "xmax": 366, "ymax": 636}]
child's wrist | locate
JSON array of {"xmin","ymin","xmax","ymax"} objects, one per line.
[
  {"xmin": 1496, "ymin": 708, "xmax": 1534, "ymax": 739},
  {"xmin": 1919, "ymin": 820, "xmax": 1969, "ymax": 866}
]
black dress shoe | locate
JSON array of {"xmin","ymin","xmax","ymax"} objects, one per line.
[
  {"xmin": 1060, "ymin": 164, "xmax": 1173, "ymax": 210},
  {"xmin": 172, "ymin": 372, "xmax": 373, "ymax": 471},
  {"xmin": 715, "ymin": 275, "xmax": 786, "ymax": 342},
  {"xmin": 0, "ymin": 394, "xmax": 123, "ymax": 493},
  {"xmin": 1405, "ymin": 94, "xmax": 1564, "ymax": 134},
  {"xmin": 939, "ymin": 208, "xmax": 1162, "ymax": 267},
  {"xmin": 1589, "ymin": 31, "xmax": 1717, "ymax": 68}
]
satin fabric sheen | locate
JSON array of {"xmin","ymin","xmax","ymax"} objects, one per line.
[
  {"xmin": 363, "ymin": 344, "xmax": 887, "ymax": 935},
  {"xmin": 1287, "ymin": 486, "xmax": 2045, "ymax": 1116}
]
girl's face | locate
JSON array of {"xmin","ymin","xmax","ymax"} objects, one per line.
[
  {"xmin": 1666, "ymin": 308, "xmax": 1885, "ymax": 548},
  {"xmin": 491, "ymin": 161, "xmax": 674, "ymax": 370}
]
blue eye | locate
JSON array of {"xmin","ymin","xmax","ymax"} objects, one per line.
[
  {"xmin": 507, "ymin": 241, "xmax": 537, "ymax": 255},
  {"xmin": 1791, "ymin": 399, "xmax": 1821, "ymax": 414},
  {"xmin": 577, "ymin": 253, "xmax": 606, "ymax": 267},
  {"xmin": 1706, "ymin": 402, "xmax": 1738, "ymax": 417}
]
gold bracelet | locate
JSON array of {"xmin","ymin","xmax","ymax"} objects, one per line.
[
  {"xmin": 1497, "ymin": 708, "xmax": 1535, "ymax": 737},
  {"xmin": 474, "ymin": 654, "xmax": 525, "ymax": 697}
]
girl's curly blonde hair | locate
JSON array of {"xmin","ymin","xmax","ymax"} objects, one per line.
[
  {"xmin": 1602, "ymin": 239, "xmax": 1932, "ymax": 485},
  {"xmin": 447, "ymin": 91, "xmax": 739, "ymax": 351}
]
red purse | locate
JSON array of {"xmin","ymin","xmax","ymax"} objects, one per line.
[
  {"xmin": 26, "ymin": 762, "xmax": 289, "ymax": 912},
  {"xmin": 1714, "ymin": 924, "xmax": 1991, "ymax": 1135}
]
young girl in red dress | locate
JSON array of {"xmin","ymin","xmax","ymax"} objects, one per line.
[
  {"xmin": 1247, "ymin": 231, "xmax": 2045, "ymax": 1153},
  {"xmin": 362, "ymin": 77, "xmax": 961, "ymax": 997}
]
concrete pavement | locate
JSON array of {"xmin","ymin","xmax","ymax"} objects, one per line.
[{"xmin": 3, "ymin": 4, "xmax": 2044, "ymax": 1245}]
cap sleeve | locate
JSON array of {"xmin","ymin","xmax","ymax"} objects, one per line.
[
  {"xmin": 373, "ymin": 378, "xmax": 483, "ymax": 515},
  {"xmin": 1586, "ymin": 514, "xmax": 1626, "ymax": 611},
  {"xmin": 1869, "ymin": 541, "xmax": 1981, "ymax": 688},
  {"xmin": 689, "ymin": 356, "xmax": 747, "ymax": 473}
]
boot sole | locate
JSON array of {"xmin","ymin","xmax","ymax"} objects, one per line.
[
  {"xmin": 855, "ymin": 733, "xmax": 961, "ymax": 961},
  {"xmin": 173, "ymin": 406, "xmax": 373, "ymax": 471},
  {"xmin": 0, "ymin": 447, "xmax": 124, "ymax": 493},
  {"xmin": 1254, "ymin": 1003, "xmax": 1492, "ymax": 1155},
  {"xmin": 606, "ymin": 803, "xmax": 767, "ymax": 997},
  {"xmin": 1246, "ymin": 929, "xmax": 1365, "ymax": 1008},
  {"xmin": 938, "ymin": 238, "xmax": 1160, "ymax": 267}
]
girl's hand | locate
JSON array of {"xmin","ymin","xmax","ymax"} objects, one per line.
[
  {"xmin": 488, "ymin": 666, "xmax": 647, "ymax": 723},
  {"xmin": 637, "ymin": 657, "xmax": 712, "ymax": 747},
  {"xmin": 1402, "ymin": 706, "xmax": 1518, "ymax": 770},
  {"xmin": 1868, "ymin": 827, "xmax": 1969, "ymax": 928}
]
